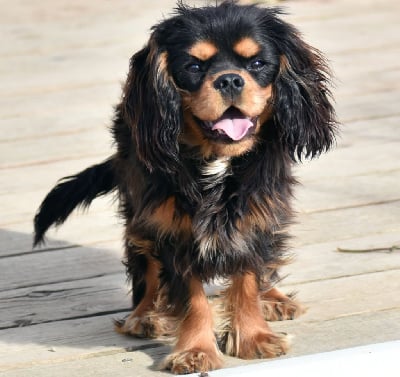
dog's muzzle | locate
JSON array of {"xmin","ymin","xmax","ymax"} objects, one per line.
[{"xmin": 213, "ymin": 73, "xmax": 245, "ymax": 100}]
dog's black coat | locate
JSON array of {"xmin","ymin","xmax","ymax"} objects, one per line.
[{"xmin": 34, "ymin": 2, "xmax": 337, "ymax": 368}]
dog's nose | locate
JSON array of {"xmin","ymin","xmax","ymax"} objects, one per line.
[{"xmin": 213, "ymin": 73, "xmax": 245, "ymax": 97}]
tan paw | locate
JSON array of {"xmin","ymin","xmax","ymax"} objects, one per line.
[
  {"xmin": 114, "ymin": 313, "xmax": 173, "ymax": 338},
  {"xmin": 262, "ymin": 297, "xmax": 306, "ymax": 321},
  {"xmin": 239, "ymin": 331, "xmax": 289, "ymax": 359},
  {"xmin": 163, "ymin": 349, "xmax": 223, "ymax": 374},
  {"xmin": 261, "ymin": 292, "xmax": 306, "ymax": 321},
  {"xmin": 221, "ymin": 329, "xmax": 289, "ymax": 359}
]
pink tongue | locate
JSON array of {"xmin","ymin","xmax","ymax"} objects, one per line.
[{"xmin": 212, "ymin": 118, "xmax": 253, "ymax": 141}]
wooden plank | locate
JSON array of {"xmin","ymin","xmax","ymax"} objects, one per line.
[
  {"xmin": 294, "ymin": 170, "xmax": 400, "ymax": 214},
  {"xmin": 334, "ymin": 53, "xmax": 400, "ymax": 97},
  {"xmin": 0, "ymin": 241, "xmax": 123, "ymax": 291},
  {"xmin": 0, "ymin": 274, "xmax": 131, "ymax": 329},
  {"xmin": 0, "ymin": 47, "xmax": 129, "ymax": 98},
  {"xmin": 0, "ymin": 312, "xmax": 152, "ymax": 371},
  {"xmin": 282, "ymin": 232, "xmax": 400, "ymax": 286},
  {"xmin": 0, "ymin": 84, "xmax": 118, "ymax": 134},
  {"xmin": 0, "ymin": 208, "xmax": 122, "ymax": 250},
  {"xmin": 272, "ymin": 309, "xmax": 400, "ymax": 357},
  {"xmin": 295, "ymin": 142, "xmax": 400, "ymax": 182},
  {"xmin": 289, "ymin": 4, "xmax": 400, "ymax": 56},
  {"xmin": 0, "ymin": 114, "xmax": 111, "ymax": 144},
  {"xmin": 341, "ymin": 115, "xmax": 400, "ymax": 142},
  {"xmin": 337, "ymin": 89, "xmax": 400, "ymax": 122},
  {"xmin": 0, "ymin": 228, "xmax": 81, "ymax": 255},
  {"xmin": 0, "ymin": 0, "xmax": 176, "ymax": 57},
  {"xmin": 0, "ymin": 157, "xmax": 108, "ymax": 195},
  {"xmin": 0, "ymin": 129, "xmax": 111, "ymax": 169},
  {"xmin": 0, "ymin": 191, "xmax": 117, "ymax": 233},
  {"xmin": 282, "ymin": 269, "xmax": 400, "ymax": 322},
  {"xmin": 0, "ymin": 343, "xmax": 171, "ymax": 376},
  {"xmin": 286, "ymin": 0, "xmax": 400, "ymax": 24},
  {"xmin": 293, "ymin": 201, "xmax": 400, "ymax": 246}
]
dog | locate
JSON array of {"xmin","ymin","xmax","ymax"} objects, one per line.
[{"xmin": 34, "ymin": 1, "xmax": 337, "ymax": 374}]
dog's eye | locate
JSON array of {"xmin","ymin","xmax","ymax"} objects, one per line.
[
  {"xmin": 186, "ymin": 63, "xmax": 202, "ymax": 73},
  {"xmin": 248, "ymin": 59, "xmax": 266, "ymax": 71}
]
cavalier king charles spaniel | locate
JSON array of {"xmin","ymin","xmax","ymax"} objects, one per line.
[{"xmin": 34, "ymin": 1, "xmax": 337, "ymax": 374}]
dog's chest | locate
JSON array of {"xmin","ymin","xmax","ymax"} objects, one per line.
[{"xmin": 200, "ymin": 157, "xmax": 231, "ymax": 190}]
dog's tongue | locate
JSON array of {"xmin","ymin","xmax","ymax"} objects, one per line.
[{"xmin": 212, "ymin": 118, "xmax": 253, "ymax": 141}]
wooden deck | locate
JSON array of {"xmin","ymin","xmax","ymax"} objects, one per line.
[{"xmin": 1, "ymin": 0, "xmax": 399, "ymax": 375}]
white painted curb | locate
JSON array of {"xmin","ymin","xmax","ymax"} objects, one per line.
[{"xmin": 189, "ymin": 341, "xmax": 400, "ymax": 377}]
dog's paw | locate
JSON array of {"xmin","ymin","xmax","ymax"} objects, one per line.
[
  {"xmin": 240, "ymin": 331, "xmax": 289, "ymax": 359},
  {"xmin": 114, "ymin": 313, "xmax": 173, "ymax": 338},
  {"xmin": 220, "ymin": 328, "xmax": 289, "ymax": 359},
  {"xmin": 163, "ymin": 348, "xmax": 222, "ymax": 374},
  {"xmin": 262, "ymin": 294, "xmax": 306, "ymax": 321}
]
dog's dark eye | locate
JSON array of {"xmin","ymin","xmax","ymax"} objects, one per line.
[
  {"xmin": 248, "ymin": 59, "xmax": 266, "ymax": 71},
  {"xmin": 186, "ymin": 63, "xmax": 202, "ymax": 73}
]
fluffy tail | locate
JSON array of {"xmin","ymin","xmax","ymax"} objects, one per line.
[{"xmin": 33, "ymin": 158, "xmax": 117, "ymax": 246}]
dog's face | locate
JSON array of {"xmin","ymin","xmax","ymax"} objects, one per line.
[
  {"xmin": 160, "ymin": 5, "xmax": 283, "ymax": 157},
  {"xmin": 122, "ymin": 2, "xmax": 336, "ymax": 172},
  {"xmin": 172, "ymin": 36, "xmax": 279, "ymax": 157}
]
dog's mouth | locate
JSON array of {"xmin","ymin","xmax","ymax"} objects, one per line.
[{"xmin": 195, "ymin": 107, "xmax": 258, "ymax": 142}]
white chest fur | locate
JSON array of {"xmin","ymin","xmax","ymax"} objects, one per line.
[
  {"xmin": 201, "ymin": 157, "xmax": 231, "ymax": 189},
  {"xmin": 197, "ymin": 157, "xmax": 232, "ymax": 258}
]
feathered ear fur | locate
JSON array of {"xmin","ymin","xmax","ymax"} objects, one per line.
[
  {"xmin": 122, "ymin": 37, "xmax": 182, "ymax": 173},
  {"xmin": 273, "ymin": 25, "xmax": 337, "ymax": 161}
]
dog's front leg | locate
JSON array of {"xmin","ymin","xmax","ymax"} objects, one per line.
[
  {"xmin": 219, "ymin": 272, "xmax": 289, "ymax": 359},
  {"xmin": 163, "ymin": 276, "xmax": 222, "ymax": 374}
]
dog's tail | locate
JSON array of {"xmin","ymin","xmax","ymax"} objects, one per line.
[{"xmin": 33, "ymin": 158, "xmax": 117, "ymax": 246}]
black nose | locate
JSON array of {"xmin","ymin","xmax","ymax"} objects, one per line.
[{"xmin": 213, "ymin": 73, "xmax": 245, "ymax": 98}]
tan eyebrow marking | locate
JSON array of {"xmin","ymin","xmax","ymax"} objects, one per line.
[
  {"xmin": 189, "ymin": 41, "xmax": 218, "ymax": 61},
  {"xmin": 233, "ymin": 37, "xmax": 261, "ymax": 58}
]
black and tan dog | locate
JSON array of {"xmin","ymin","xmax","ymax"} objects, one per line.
[{"xmin": 34, "ymin": 2, "xmax": 337, "ymax": 374}]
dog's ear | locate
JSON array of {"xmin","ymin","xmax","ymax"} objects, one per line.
[
  {"xmin": 273, "ymin": 27, "xmax": 337, "ymax": 161},
  {"xmin": 122, "ymin": 38, "xmax": 182, "ymax": 173}
]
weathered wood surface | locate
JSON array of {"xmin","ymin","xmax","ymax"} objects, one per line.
[{"xmin": 1, "ymin": 0, "xmax": 399, "ymax": 375}]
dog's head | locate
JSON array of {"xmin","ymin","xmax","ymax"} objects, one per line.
[{"xmin": 122, "ymin": 2, "xmax": 336, "ymax": 172}]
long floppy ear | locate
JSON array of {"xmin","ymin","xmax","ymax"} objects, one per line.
[
  {"xmin": 122, "ymin": 38, "xmax": 182, "ymax": 173},
  {"xmin": 273, "ymin": 26, "xmax": 337, "ymax": 161}
]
